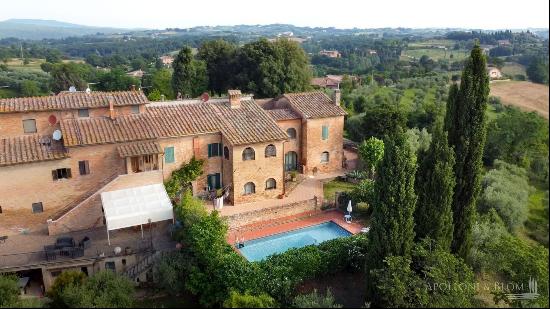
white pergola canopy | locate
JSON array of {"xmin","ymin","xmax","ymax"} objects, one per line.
[{"xmin": 101, "ymin": 183, "xmax": 174, "ymax": 245}]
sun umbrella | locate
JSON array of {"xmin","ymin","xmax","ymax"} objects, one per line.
[{"xmin": 347, "ymin": 200, "xmax": 353, "ymax": 214}]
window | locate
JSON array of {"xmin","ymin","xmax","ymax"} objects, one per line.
[
  {"xmin": 164, "ymin": 147, "xmax": 175, "ymax": 163},
  {"xmin": 243, "ymin": 182, "xmax": 256, "ymax": 195},
  {"xmin": 78, "ymin": 108, "xmax": 90, "ymax": 117},
  {"xmin": 286, "ymin": 128, "xmax": 297, "ymax": 139},
  {"xmin": 208, "ymin": 143, "xmax": 222, "ymax": 158},
  {"xmin": 32, "ymin": 202, "xmax": 43, "ymax": 213},
  {"xmin": 265, "ymin": 144, "xmax": 276, "ymax": 157},
  {"xmin": 242, "ymin": 147, "xmax": 255, "ymax": 161},
  {"xmin": 52, "ymin": 168, "xmax": 72, "ymax": 180},
  {"xmin": 131, "ymin": 105, "xmax": 140, "ymax": 114},
  {"xmin": 266, "ymin": 178, "xmax": 276, "ymax": 190},
  {"xmin": 79, "ymin": 160, "xmax": 90, "ymax": 175},
  {"xmin": 0, "ymin": 205, "xmax": 2, "ymax": 214},
  {"xmin": 223, "ymin": 146, "xmax": 230, "ymax": 160},
  {"xmin": 207, "ymin": 173, "xmax": 222, "ymax": 190},
  {"xmin": 22, "ymin": 119, "xmax": 37, "ymax": 133},
  {"xmin": 321, "ymin": 151, "xmax": 330, "ymax": 163},
  {"xmin": 105, "ymin": 261, "xmax": 116, "ymax": 272},
  {"xmin": 322, "ymin": 125, "xmax": 329, "ymax": 140}
]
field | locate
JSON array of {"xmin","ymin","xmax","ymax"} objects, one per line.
[
  {"xmin": 5, "ymin": 57, "xmax": 84, "ymax": 72},
  {"xmin": 490, "ymin": 81, "xmax": 549, "ymax": 118},
  {"xmin": 501, "ymin": 62, "xmax": 526, "ymax": 77},
  {"xmin": 401, "ymin": 48, "xmax": 469, "ymax": 62}
]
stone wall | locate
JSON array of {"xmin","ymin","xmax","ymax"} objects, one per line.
[
  {"xmin": 224, "ymin": 197, "xmax": 320, "ymax": 229},
  {"xmin": 47, "ymin": 171, "xmax": 163, "ymax": 235}
]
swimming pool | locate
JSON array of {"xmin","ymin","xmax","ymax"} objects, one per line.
[{"xmin": 237, "ymin": 221, "xmax": 352, "ymax": 261}]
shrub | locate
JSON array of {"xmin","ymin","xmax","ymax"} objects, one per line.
[
  {"xmin": 478, "ymin": 160, "xmax": 531, "ymax": 232},
  {"xmin": 292, "ymin": 289, "xmax": 343, "ymax": 308},
  {"xmin": 0, "ymin": 274, "xmax": 19, "ymax": 308},
  {"xmin": 350, "ymin": 179, "xmax": 375, "ymax": 206},
  {"xmin": 58, "ymin": 270, "xmax": 135, "ymax": 308},
  {"xmin": 153, "ymin": 249, "xmax": 196, "ymax": 295},
  {"xmin": 47, "ymin": 270, "xmax": 87, "ymax": 307},
  {"xmin": 223, "ymin": 291, "xmax": 277, "ymax": 308}
]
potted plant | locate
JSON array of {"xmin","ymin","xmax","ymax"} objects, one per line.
[{"xmin": 290, "ymin": 171, "xmax": 298, "ymax": 182}]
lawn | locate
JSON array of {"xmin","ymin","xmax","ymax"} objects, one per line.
[
  {"xmin": 523, "ymin": 187, "xmax": 549, "ymax": 247},
  {"xmin": 402, "ymin": 48, "xmax": 470, "ymax": 62},
  {"xmin": 323, "ymin": 179, "xmax": 356, "ymax": 201}
]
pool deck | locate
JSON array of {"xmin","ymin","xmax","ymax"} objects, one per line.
[{"xmin": 226, "ymin": 209, "xmax": 364, "ymax": 245}]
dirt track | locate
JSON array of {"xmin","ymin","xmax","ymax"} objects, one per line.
[{"xmin": 490, "ymin": 81, "xmax": 549, "ymax": 119}]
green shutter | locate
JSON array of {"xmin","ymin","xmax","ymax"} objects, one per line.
[
  {"xmin": 208, "ymin": 144, "xmax": 212, "ymax": 158},
  {"xmin": 207, "ymin": 174, "xmax": 213, "ymax": 190},
  {"xmin": 165, "ymin": 147, "xmax": 175, "ymax": 163},
  {"xmin": 215, "ymin": 173, "xmax": 221, "ymax": 189},
  {"xmin": 322, "ymin": 126, "xmax": 329, "ymax": 140}
]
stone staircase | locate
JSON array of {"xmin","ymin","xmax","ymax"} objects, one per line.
[{"xmin": 123, "ymin": 250, "xmax": 164, "ymax": 282}]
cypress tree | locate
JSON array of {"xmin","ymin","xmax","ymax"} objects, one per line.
[
  {"xmin": 366, "ymin": 128, "xmax": 417, "ymax": 283},
  {"xmin": 444, "ymin": 45, "xmax": 489, "ymax": 259},
  {"xmin": 414, "ymin": 122, "xmax": 455, "ymax": 250}
]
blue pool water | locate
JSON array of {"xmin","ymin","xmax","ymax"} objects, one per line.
[{"xmin": 238, "ymin": 221, "xmax": 352, "ymax": 261}]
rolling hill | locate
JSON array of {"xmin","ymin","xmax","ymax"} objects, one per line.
[{"xmin": 0, "ymin": 19, "xmax": 130, "ymax": 39}]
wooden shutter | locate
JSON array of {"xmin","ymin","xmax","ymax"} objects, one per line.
[
  {"xmin": 66, "ymin": 168, "xmax": 72, "ymax": 178},
  {"xmin": 165, "ymin": 147, "xmax": 175, "ymax": 163},
  {"xmin": 322, "ymin": 126, "xmax": 329, "ymax": 140}
]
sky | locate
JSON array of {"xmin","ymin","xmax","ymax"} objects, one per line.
[{"xmin": 1, "ymin": 0, "xmax": 548, "ymax": 30}]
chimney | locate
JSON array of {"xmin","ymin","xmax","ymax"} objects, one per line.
[
  {"xmin": 130, "ymin": 84, "xmax": 136, "ymax": 91},
  {"xmin": 108, "ymin": 96, "xmax": 116, "ymax": 120},
  {"xmin": 228, "ymin": 90, "xmax": 242, "ymax": 108},
  {"xmin": 332, "ymin": 89, "xmax": 341, "ymax": 106}
]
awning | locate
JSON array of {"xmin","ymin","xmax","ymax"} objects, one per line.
[
  {"xmin": 100, "ymin": 183, "xmax": 174, "ymax": 244},
  {"xmin": 117, "ymin": 141, "xmax": 163, "ymax": 158}
]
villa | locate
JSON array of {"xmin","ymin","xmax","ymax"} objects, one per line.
[{"xmin": 0, "ymin": 87, "xmax": 354, "ymax": 290}]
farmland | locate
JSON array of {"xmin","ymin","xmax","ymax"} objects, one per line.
[{"xmin": 490, "ymin": 81, "xmax": 549, "ymax": 118}]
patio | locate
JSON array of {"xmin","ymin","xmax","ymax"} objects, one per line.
[
  {"xmin": 227, "ymin": 209, "xmax": 365, "ymax": 246},
  {"xmin": 0, "ymin": 221, "xmax": 176, "ymax": 271}
]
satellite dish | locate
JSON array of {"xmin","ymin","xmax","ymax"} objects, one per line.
[
  {"xmin": 201, "ymin": 92, "xmax": 210, "ymax": 102},
  {"xmin": 48, "ymin": 115, "xmax": 57, "ymax": 125},
  {"xmin": 52, "ymin": 130, "xmax": 62, "ymax": 141},
  {"xmin": 69, "ymin": 86, "xmax": 76, "ymax": 92}
]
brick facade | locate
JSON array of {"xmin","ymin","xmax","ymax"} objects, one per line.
[{"xmin": 1, "ymin": 90, "xmax": 346, "ymax": 234}]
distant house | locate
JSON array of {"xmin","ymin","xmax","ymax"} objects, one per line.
[
  {"xmin": 126, "ymin": 69, "xmax": 144, "ymax": 78},
  {"xmin": 159, "ymin": 55, "xmax": 174, "ymax": 66},
  {"xmin": 497, "ymin": 40, "xmax": 512, "ymax": 46},
  {"xmin": 487, "ymin": 67, "xmax": 503, "ymax": 79},
  {"xmin": 367, "ymin": 49, "xmax": 377, "ymax": 55},
  {"xmin": 311, "ymin": 75, "xmax": 360, "ymax": 89},
  {"xmin": 319, "ymin": 50, "xmax": 341, "ymax": 58}
]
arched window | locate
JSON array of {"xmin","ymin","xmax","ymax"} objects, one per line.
[
  {"xmin": 265, "ymin": 144, "xmax": 276, "ymax": 157},
  {"xmin": 242, "ymin": 147, "xmax": 255, "ymax": 161},
  {"xmin": 321, "ymin": 151, "xmax": 329, "ymax": 163},
  {"xmin": 266, "ymin": 178, "xmax": 276, "ymax": 190},
  {"xmin": 286, "ymin": 128, "xmax": 297, "ymax": 139},
  {"xmin": 244, "ymin": 182, "xmax": 256, "ymax": 195},
  {"xmin": 223, "ymin": 146, "xmax": 230, "ymax": 160}
]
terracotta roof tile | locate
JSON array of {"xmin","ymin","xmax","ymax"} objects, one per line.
[
  {"xmin": 0, "ymin": 91, "xmax": 148, "ymax": 113},
  {"xmin": 0, "ymin": 135, "xmax": 68, "ymax": 166},
  {"xmin": 117, "ymin": 141, "xmax": 163, "ymax": 158},
  {"xmin": 283, "ymin": 91, "xmax": 347, "ymax": 119},
  {"xmin": 61, "ymin": 98, "xmax": 288, "ymax": 147},
  {"xmin": 266, "ymin": 108, "xmax": 302, "ymax": 121},
  {"xmin": 60, "ymin": 115, "xmax": 157, "ymax": 147}
]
